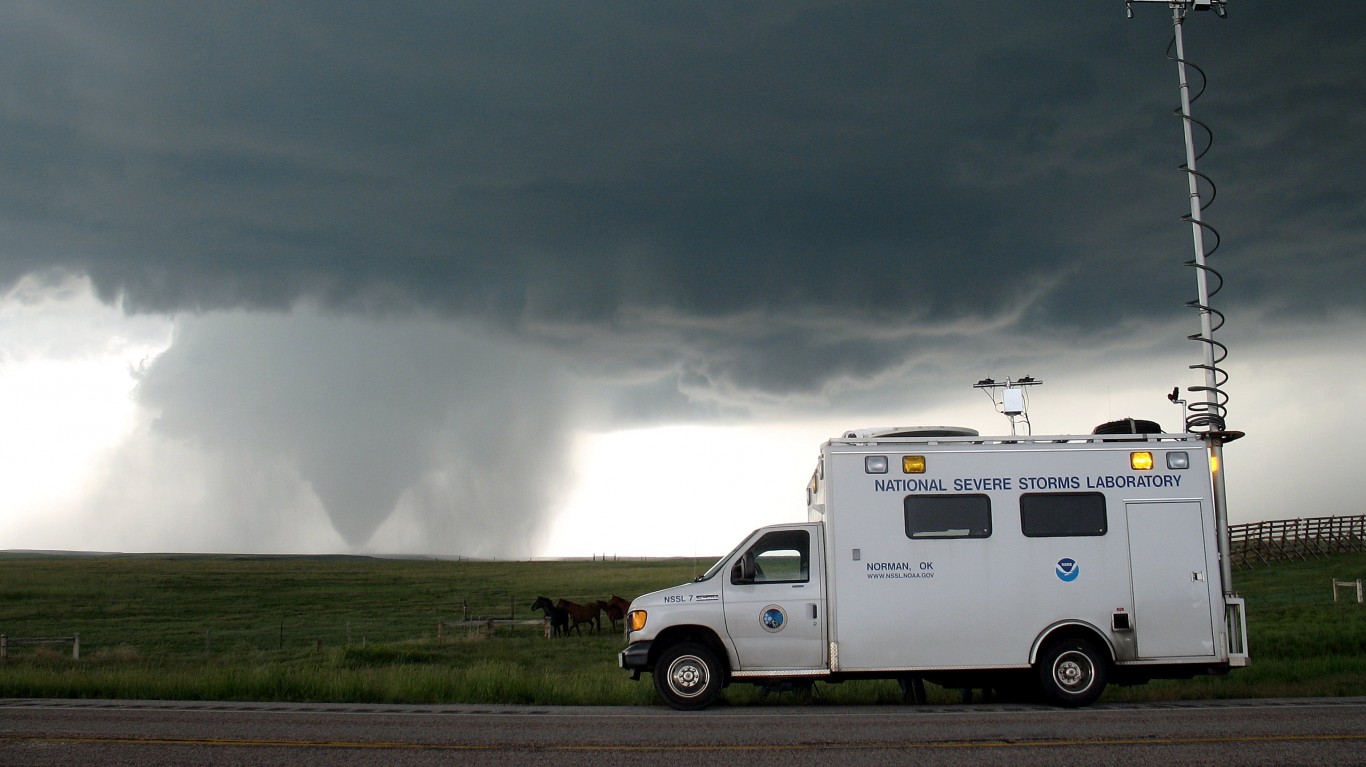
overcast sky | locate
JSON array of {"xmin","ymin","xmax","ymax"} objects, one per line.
[{"xmin": 1, "ymin": 2, "xmax": 1363, "ymax": 558}]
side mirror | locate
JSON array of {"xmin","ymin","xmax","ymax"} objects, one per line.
[{"xmin": 732, "ymin": 552, "xmax": 756, "ymax": 584}]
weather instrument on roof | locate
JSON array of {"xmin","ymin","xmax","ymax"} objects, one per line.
[{"xmin": 973, "ymin": 376, "xmax": 1042, "ymax": 436}]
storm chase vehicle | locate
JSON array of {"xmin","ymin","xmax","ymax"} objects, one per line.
[{"xmin": 620, "ymin": 423, "xmax": 1249, "ymax": 709}]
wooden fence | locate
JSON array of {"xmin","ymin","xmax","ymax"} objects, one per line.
[
  {"xmin": 1229, "ymin": 514, "xmax": 1366, "ymax": 569},
  {"xmin": 438, "ymin": 618, "xmax": 548, "ymax": 640},
  {"xmin": 1, "ymin": 634, "xmax": 79, "ymax": 660},
  {"xmin": 438, "ymin": 594, "xmax": 627, "ymax": 640}
]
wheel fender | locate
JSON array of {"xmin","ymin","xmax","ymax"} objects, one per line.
[
  {"xmin": 650, "ymin": 625, "xmax": 735, "ymax": 675},
  {"xmin": 1029, "ymin": 620, "xmax": 1115, "ymax": 665}
]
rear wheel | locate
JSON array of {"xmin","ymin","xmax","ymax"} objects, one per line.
[
  {"xmin": 1037, "ymin": 638, "xmax": 1107, "ymax": 707},
  {"xmin": 653, "ymin": 642, "xmax": 724, "ymax": 710}
]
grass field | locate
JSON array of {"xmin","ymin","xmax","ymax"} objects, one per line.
[{"xmin": 1, "ymin": 550, "xmax": 1363, "ymax": 706}]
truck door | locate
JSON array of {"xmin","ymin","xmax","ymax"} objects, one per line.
[
  {"xmin": 1127, "ymin": 500, "xmax": 1216, "ymax": 658},
  {"xmin": 721, "ymin": 526, "xmax": 826, "ymax": 670}
]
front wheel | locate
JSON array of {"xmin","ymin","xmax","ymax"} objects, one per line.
[
  {"xmin": 653, "ymin": 642, "xmax": 725, "ymax": 710},
  {"xmin": 1037, "ymin": 638, "xmax": 1108, "ymax": 707}
]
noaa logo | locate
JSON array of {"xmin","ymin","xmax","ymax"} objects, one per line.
[
  {"xmin": 1056, "ymin": 558, "xmax": 1079, "ymax": 582},
  {"xmin": 760, "ymin": 605, "xmax": 787, "ymax": 633}
]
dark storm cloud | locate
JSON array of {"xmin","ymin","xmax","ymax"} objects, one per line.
[
  {"xmin": 2, "ymin": 9, "xmax": 1363, "ymax": 470},
  {"xmin": 6, "ymin": 1, "xmax": 1361, "ymax": 376},
  {"xmin": 3, "ymin": 2, "xmax": 1363, "ymax": 555}
]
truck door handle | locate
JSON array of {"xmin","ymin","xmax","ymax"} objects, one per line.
[{"xmin": 810, "ymin": 604, "xmax": 818, "ymax": 620}]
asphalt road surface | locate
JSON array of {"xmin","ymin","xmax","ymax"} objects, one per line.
[{"xmin": 3, "ymin": 697, "xmax": 1365, "ymax": 766}]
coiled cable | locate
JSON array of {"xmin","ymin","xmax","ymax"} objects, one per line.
[{"xmin": 1167, "ymin": 27, "xmax": 1229, "ymax": 433}]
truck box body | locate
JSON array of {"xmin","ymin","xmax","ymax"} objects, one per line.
[
  {"xmin": 816, "ymin": 432, "xmax": 1230, "ymax": 672},
  {"xmin": 620, "ymin": 427, "xmax": 1249, "ymax": 709}
]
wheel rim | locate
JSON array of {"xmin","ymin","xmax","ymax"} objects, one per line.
[
  {"xmin": 665, "ymin": 654, "xmax": 710, "ymax": 699},
  {"xmin": 1052, "ymin": 649, "xmax": 1095, "ymax": 694}
]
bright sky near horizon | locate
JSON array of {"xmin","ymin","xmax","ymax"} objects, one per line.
[{"xmin": 1, "ymin": 3, "xmax": 1363, "ymax": 558}]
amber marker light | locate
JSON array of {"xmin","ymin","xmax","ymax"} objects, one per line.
[
  {"xmin": 902, "ymin": 455, "xmax": 926, "ymax": 474},
  {"xmin": 1130, "ymin": 451, "xmax": 1155, "ymax": 470},
  {"xmin": 628, "ymin": 610, "xmax": 648, "ymax": 632}
]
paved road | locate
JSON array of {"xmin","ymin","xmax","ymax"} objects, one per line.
[{"xmin": 3, "ymin": 697, "xmax": 1365, "ymax": 766}]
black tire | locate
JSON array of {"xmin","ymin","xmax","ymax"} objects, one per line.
[
  {"xmin": 1037, "ymin": 638, "xmax": 1108, "ymax": 707},
  {"xmin": 653, "ymin": 642, "xmax": 725, "ymax": 710}
]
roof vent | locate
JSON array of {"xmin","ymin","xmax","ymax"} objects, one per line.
[{"xmin": 843, "ymin": 426, "xmax": 980, "ymax": 439}]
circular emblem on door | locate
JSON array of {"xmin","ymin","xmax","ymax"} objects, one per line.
[
  {"xmin": 760, "ymin": 605, "xmax": 787, "ymax": 633},
  {"xmin": 1056, "ymin": 557, "xmax": 1079, "ymax": 582}
]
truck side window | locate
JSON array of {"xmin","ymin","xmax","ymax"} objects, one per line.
[
  {"xmin": 733, "ymin": 529, "xmax": 810, "ymax": 584},
  {"xmin": 904, "ymin": 495, "xmax": 992, "ymax": 539},
  {"xmin": 1020, "ymin": 492, "xmax": 1108, "ymax": 537}
]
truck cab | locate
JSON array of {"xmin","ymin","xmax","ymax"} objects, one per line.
[{"xmin": 619, "ymin": 523, "xmax": 827, "ymax": 709}]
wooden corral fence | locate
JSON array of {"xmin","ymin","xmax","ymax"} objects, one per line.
[
  {"xmin": 1, "ymin": 634, "xmax": 79, "ymax": 660},
  {"xmin": 439, "ymin": 594, "xmax": 621, "ymax": 639},
  {"xmin": 1229, "ymin": 515, "xmax": 1366, "ymax": 569},
  {"xmin": 438, "ymin": 618, "xmax": 547, "ymax": 640}
]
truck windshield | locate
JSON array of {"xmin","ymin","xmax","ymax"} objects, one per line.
[{"xmin": 695, "ymin": 535, "xmax": 752, "ymax": 582}]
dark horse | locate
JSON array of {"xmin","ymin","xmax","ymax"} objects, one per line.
[
  {"xmin": 531, "ymin": 596, "xmax": 569, "ymax": 638},
  {"xmin": 555, "ymin": 599, "xmax": 601, "ymax": 635},
  {"xmin": 597, "ymin": 595, "xmax": 632, "ymax": 633}
]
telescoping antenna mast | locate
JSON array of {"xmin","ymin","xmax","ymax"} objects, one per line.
[{"xmin": 1127, "ymin": 0, "xmax": 1242, "ymax": 597}]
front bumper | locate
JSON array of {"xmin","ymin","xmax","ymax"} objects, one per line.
[{"xmin": 618, "ymin": 641, "xmax": 653, "ymax": 679}]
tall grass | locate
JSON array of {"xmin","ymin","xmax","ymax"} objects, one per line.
[{"xmin": 1, "ymin": 551, "xmax": 1363, "ymax": 705}]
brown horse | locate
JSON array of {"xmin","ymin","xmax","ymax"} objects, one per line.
[
  {"xmin": 597, "ymin": 595, "xmax": 632, "ymax": 633},
  {"xmin": 555, "ymin": 599, "xmax": 601, "ymax": 635}
]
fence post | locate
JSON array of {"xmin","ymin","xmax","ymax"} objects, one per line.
[
  {"xmin": 1332, "ymin": 579, "xmax": 1365, "ymax": 604},
  {"xmin": 73, "ymin": 633, "xmax": 79, "ymax": 661}
]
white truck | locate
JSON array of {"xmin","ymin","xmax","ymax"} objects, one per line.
[{"xmin": 619, "ymin": 421, "xmax": 1249, "ymax": 709}]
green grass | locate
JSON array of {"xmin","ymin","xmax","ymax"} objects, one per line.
[{"xmin": 1, "ymin": 551, "xmax": 1363, "ymax": 705}]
